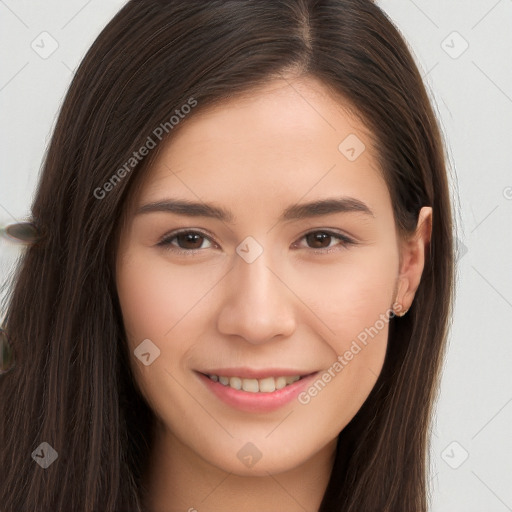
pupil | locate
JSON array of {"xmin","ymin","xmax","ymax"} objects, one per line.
[
  {"xmin": 307, "ymin": 232, "xmax": 330, "ymax": 248},
  {"xmin": 179, "ymin": 233, "xmax": 202, "ymax": 249}
]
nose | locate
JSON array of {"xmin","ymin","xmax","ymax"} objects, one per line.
[{"xmin": 216, "ymin": 246, "xmax": 296, "ymax": 345}]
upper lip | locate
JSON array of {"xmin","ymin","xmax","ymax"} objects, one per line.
[{"xmin": 197, "ymin": 367, "xmax": 318, "ymax": 379}]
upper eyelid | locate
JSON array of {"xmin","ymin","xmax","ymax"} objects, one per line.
[{"xmin": 159, "ymin": 228, "xmax": 217, "ymax": 246}]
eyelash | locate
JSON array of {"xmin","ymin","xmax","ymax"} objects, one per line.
[{"xmin": 156, "ymin": 229, "xmax": 357, "ymax": 255}]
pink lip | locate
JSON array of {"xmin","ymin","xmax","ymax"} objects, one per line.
[{"xmin": 195, "ymin": 371, "xmax": 320, "ymax": 413}]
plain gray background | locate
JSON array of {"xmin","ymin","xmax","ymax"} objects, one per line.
[{"xmin": 1, "ymin": 1, "xmax": 511, "ymax": 510}]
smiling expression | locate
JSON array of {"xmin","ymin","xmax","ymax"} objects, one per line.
[{"xmin": 115, "ymin": 75, "xmax": 416, "ymax": 477}]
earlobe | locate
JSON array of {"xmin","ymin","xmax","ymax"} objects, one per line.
[
  {"xmin": 393, "ymin": 206, "xmax": 433, "ymax": 315},
  {"xmin": 392, "ymin": 277, "xmax": 409, "ymax": 316}
]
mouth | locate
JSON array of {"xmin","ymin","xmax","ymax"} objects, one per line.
[
  {"xmin": 200, "ymin": 373, "xmax": 309, "ymax": 393},
  {"xmin": 194, "ymin": 368, "xmax": 320, "ymax": 413}
]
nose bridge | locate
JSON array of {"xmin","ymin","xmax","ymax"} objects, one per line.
[{"xmin": 216, "ymin": 238, "xmax": 296, "ymax": 344}]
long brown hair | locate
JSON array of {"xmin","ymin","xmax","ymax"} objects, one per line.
[{"xmin": 0, "ymin": 0, "xmax": 454, "ymax": 510}]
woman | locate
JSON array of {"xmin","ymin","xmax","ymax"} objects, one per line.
[{"xmin": 0, "ymin": 0, "xmax": 454, "ymax": 510}]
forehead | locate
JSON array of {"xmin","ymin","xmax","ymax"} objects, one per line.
[
  {"xmin": 166, "ymin": 76, "xmax": 370, "ymax": 157},
  {"xmin": 133, "ymin": 76, "xmax": 388, "ymax": 216}
]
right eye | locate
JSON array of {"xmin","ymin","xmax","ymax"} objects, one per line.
[{"xmin": 157, "ymin": 230, "xmax": 216, "ymax": 253}]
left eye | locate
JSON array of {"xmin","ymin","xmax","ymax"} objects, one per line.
[
  {"xmin": 293, "ymin": 230, "xmax": 355, "ymax": 251},
  {"xmin": 157, "ymin": 229, "xmax": 355, "ymax": 253}
]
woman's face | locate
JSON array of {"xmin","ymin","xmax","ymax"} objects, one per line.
[{"xmin": 115, "ymin": 76, "xmax": 427, "ymax": 477}]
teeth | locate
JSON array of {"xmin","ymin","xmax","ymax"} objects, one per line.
[
  {"xmin": 241, "ymin": 378, "xmax": 258, "ymax": 392},
  {"xmin": 229, "ymin": 376, "xmax": 242, "ymax": 390},
  {"xmin": 275, "ymin": 376, "xmax": 287, "ymax": 390},
  {"xmin": 259, "ymin": 377, "xmax": 276, "ymax": 393},
  {"xmin": 207, "ymin": 374, "xmax": 303, "ymax": 392}
]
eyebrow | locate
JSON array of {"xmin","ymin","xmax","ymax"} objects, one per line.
[{"xmin": 135, "ymin": 197, "xmax": 374, "ymax": 222}]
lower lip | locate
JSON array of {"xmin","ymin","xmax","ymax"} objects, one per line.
[{"xmin": 196, "ymin": 371, "xmax": 319, "ymax": 413}]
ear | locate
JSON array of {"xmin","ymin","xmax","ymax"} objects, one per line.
[{"xmin": 394, "ymin": 206, "xmax": 432, "ymax": 313}]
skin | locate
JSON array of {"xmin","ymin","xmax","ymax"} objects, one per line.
[{"xmin": 115, "ymin": 75, "xmax": 432, "ymax": 512}]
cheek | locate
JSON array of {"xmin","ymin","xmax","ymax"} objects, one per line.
[
  {"xmin": 296, "ymin": 289, "xmax": 392, "ymax": 439},
  {"xmin": 115, "ymin": 250, "xmax": 201, "ymax": 411},
  {"xmin": 116, "ymin": 250, "xmax": 211, "ymax": 343},
  {"xmin": 115, "ymin": 249, "xmax": 225, "ymax": 395},
  {"xmin": 115, "ymin": 251, "xmax": 187, "ymax": 383},
  {"xmin": 290, "ymin": 248, "xmax": 396, "ymax": 424},
  {"xmin": 290, "ymin": 244, "xmax": 397, "ymax": 349}
]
